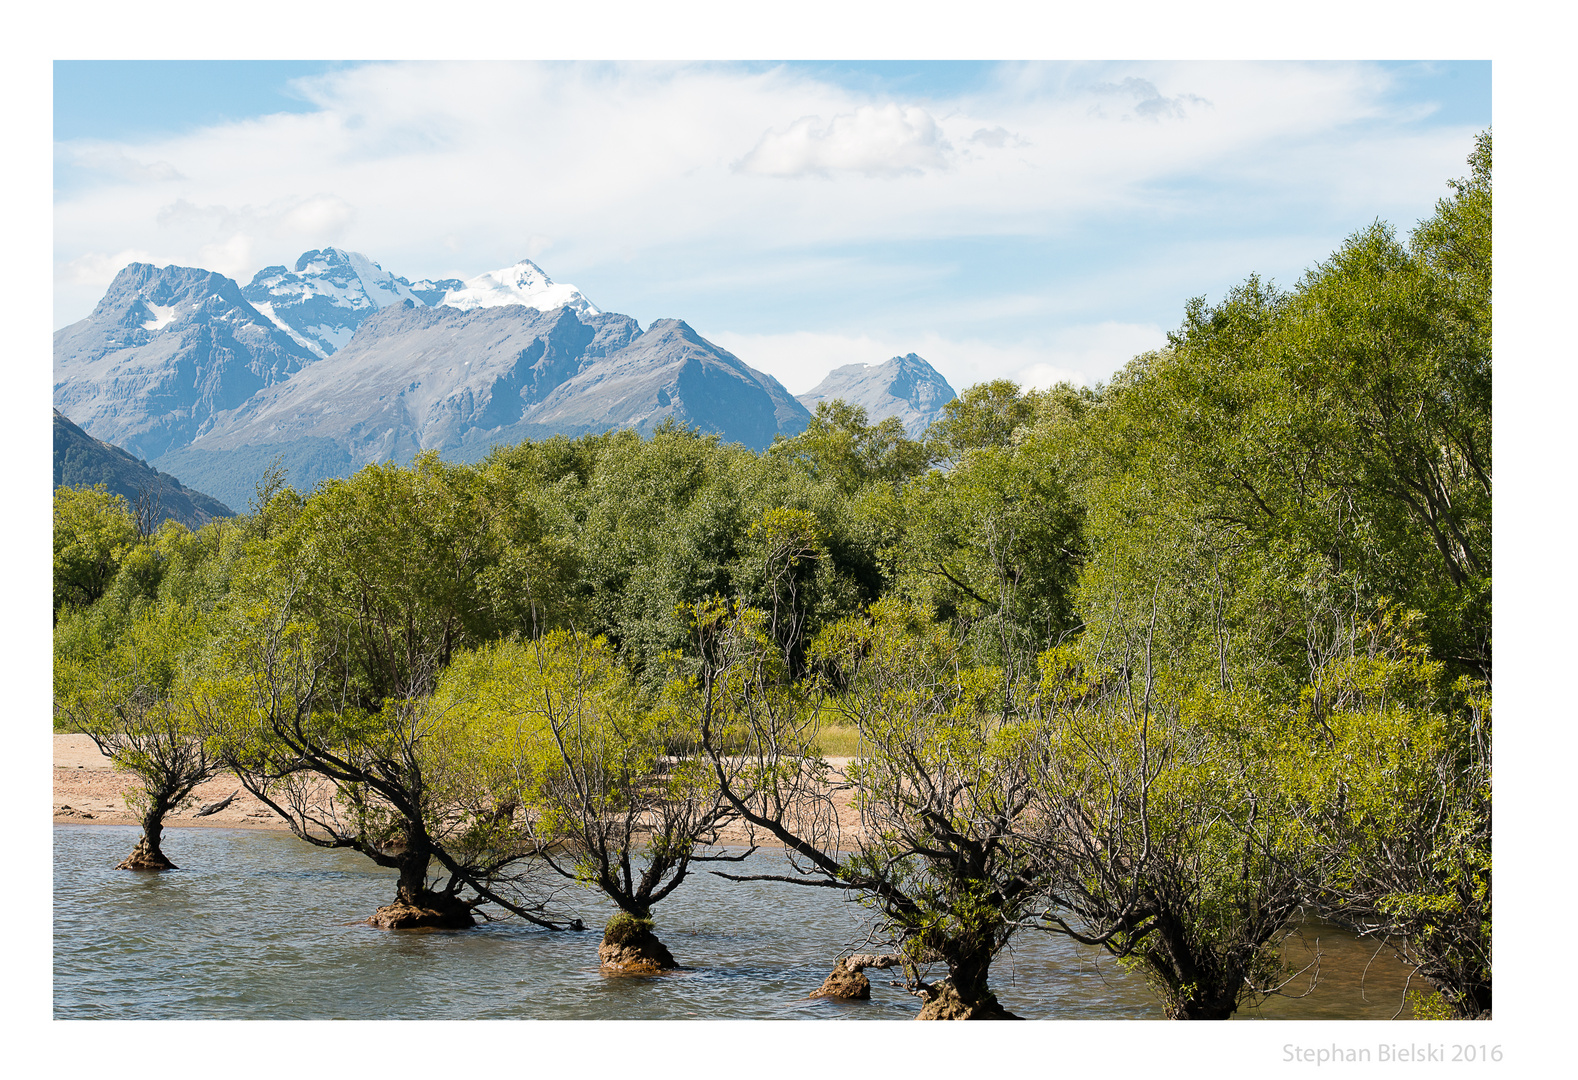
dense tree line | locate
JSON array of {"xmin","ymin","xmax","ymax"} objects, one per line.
[{"xmin": 53, "ymin": 134, "xmax": 1490, "ymax": 1019}]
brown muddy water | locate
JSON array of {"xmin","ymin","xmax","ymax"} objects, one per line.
[{"xmin": 54, "ymin": 825, "xmax": 1420, "ymax": 1020}]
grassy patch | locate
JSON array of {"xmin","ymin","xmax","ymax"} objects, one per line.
[
  {"xmin": 604, "ymin": 912, "xmax": 655, "ymax": 944},
  {"xmin": 813, "ymin": 725, "xmax": 861, "ymax": 758}
]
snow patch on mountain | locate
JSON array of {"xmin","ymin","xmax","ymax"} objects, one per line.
[
  {"xmin": 441, "ymin": 259, "xmax": 600, "ymax": 317},
  {"xmin": 249, "ymin": 300, "xmax": 330, "ymax": 359},
  {"xmin": 140, "ymin": 302, "xmax": 178, "ymax": 331},
  {"xmin": 305, "ymin": 323, "xmax": 357, "ymax": 352}
]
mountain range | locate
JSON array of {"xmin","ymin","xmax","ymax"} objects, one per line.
[{"xmin": 54, "ymin": 249, "xmax": 956, "ymax": 510}]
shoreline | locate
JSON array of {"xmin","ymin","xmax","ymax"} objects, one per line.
[
  {"xmin": 52, "ymin": 734, "xmax": 862, "ymax": 843},
  {"xmin": 55, "ymin": 733, "xmax": 294, "ymax": 831}
]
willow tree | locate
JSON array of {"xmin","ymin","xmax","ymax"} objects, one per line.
[
  {"xmin": 1023, "ymin": 633, "xmax": 1307, "ymax": 1020},
  {"xmin": 444, "ymin": 630, "xmax": 751, "ymax": 969},
  {"xmin": 198, "ymin": 588, "xmax": 572, "ymax": 929},
  {"xmin": 53, "ymin": 484, "xmax": 140, "ymax": 619},
  {"xmin": 55, "ymin": 602, "xmax": 221, "ymax": 869},
  {"xmin": 693, "ymin": 597, "xmax": 1043, "ymax": 1019},
  {"xmin": 197, "ymin": 453, "xmax": 577, "ymax": 929},
  {"xmin": 1054, "ymin": 133, "xmax": 1494, "ymax": 1015},
  {"xmin": 1280, "ymin": 620, "xmax": 1492, "ymax": 1018}
]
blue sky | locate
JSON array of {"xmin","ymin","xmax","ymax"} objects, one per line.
[{"xmin": 53, "ymin": 60, "xmax": 1489, "ymax": 394}]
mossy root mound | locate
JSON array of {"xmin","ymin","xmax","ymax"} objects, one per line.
[
  {"xmin": 367, "ymin": 892, "xmax": 477, "ymax": 930},
  {"xmin": 116, "ymin": 837, "xmax": 176, "ymax": 871},
  {"xmin": 598, "ymin": 913, "xmax": 677, "ymax": 973}
]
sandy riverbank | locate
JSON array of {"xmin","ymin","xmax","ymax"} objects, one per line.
[
  {"xmin": 53, "ymin": 734, "xmax": 291, "ymax": 830},
  {"xmin": 53, "ymin": 734, "xmax": 865, "ymax": 843}
]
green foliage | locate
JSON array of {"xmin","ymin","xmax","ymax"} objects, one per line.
[
  {"xmin": 1278, "ymin": 636, "xmax": 1491, "ymax": 1018},
  {"xmin": 440, "ymin": 630, "xmax": 732, "ymax": 922},
  {"xmin": 54, "ymin": 596, "xmax": 222, "ymax": 847},
  {"xmin": 926, "ymin": 379, "xmax": 1039, "ymax": 464},
  {"xmin": 54, "ymin": 485, "xmax": 139, "ymax": 616},
  {"xmin": 1029, "ymin": 641, "xmax": 1306, "ymax": 1018},
  {"xmin": 770, "ymin": 399, "xmax": 933, "ymax": 495},
  {"xmin": 897, "ymin": 401, "xmax": 1085, "ymax": 682},
  {"xmin": 805, "ymin": 598, "xmax": 1042, "ymax": 999},
  {"xmin": 252, "ymin": 451, "xmax": 571, "ymax": 704}
]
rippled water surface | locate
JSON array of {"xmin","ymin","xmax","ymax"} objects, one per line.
[{"xmin": 54, "ymin": 826, "xmax": 1418, "ymax": 1020}]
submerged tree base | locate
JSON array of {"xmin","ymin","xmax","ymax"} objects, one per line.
[
  {"xmin": 367, "ymin": 892, "xmax": 477, "ymax": 930},
  {"xmin": 116, "ymin": 837, "xmax": 176, "ymax": 871},
  {"xmin": 598, "ymin": 929, "xmax": 678, "ymax": 974},
  {"xmin": 598, "ymin": 913, "xmax": 678, "ymax": 973},
  {"xmin": 808, "ymin": 958, "xmax": 871, "ymax": 1000},
  {"xmin": 915, "ymin": 979, "xmax": 1020, "ymax": 1020}
]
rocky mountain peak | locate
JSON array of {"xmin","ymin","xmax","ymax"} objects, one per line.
[{"xmin": 796, "ymin": 352, "xmax": 957, "ymax": 438}]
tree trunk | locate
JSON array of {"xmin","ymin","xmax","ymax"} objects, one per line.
[
  {"xmin": 117, "ymin": 807, "xmax": 175, "ymax": 870},
  {"xmin": 915, "ymin": 943, "xmax": 1020, "ymax": 1020},
  {"xmin": 1146, "ymin": 926, "xmax": 1241, "ymax": 1020},
  {"xmin": 1167, "ymin": 992, "xmax": 1239, "ymax": 1020},
  {"xmin": 367, "ymin": 832, "xmax": 476, "ymax": 929},
  {"xmin": 1449, "ymin": 980, "xmax": 1492, "ymax": 1019},
  {"xmin": 395, "ymin": 845, "xmax": 431, "ymax": 906}
]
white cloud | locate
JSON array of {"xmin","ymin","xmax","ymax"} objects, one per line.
[
  {"xmin": 195, "ymin": 233, "xmax": 258, "ymax": 279},
  {"xmin": 737, "ymin": 103, "xmax": 952, "ymax": 177},
  {"xmin": 154, "ymin": 193, "xmax": 354, "ymax": 244},
  {"xmin": 60, "ymin": 247, "xmax": 158, "ymax": 287},
  {"xmin": 278, "ymin": 194, "xmax": 356, "ymax": 239},
  {"xmin": 966, "ymin": 126, "xmax": 1024, "ymax": 150}
]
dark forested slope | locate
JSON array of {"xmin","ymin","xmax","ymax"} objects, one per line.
[{"xmin": 54, "ymin": 409, "xmax": 233, "ymax": 526}]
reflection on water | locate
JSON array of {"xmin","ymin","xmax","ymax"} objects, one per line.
[{"xmin": 54, "ymin": 826, "xmax": 1417, "ymax": 1020}]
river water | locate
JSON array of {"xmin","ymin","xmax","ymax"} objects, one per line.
[{"xmin": 54, "ymin": 825, "xmax": 1419, "ymax": 1020}]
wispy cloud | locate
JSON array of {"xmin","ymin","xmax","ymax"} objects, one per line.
[
  {"xmin": 965, "ymin": 126, "xmax": 1025, "ymax": 150},
  {"xmin": 1088, "ymin": 77, "xmax": 1211, "ymax": 121},
  {"xmin": 60, "ymin": 146, "xmax": 185, "ymax": 183}
]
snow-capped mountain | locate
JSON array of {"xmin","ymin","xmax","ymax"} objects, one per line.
[
  {"xmin": 59, "ymin": 248, "xmax": 961, "ymax": 510},
  {"xmin": 796, "ymin": 353, "xmax": 956, "ymax": 437},
  {"xmin": 242, "ymin": 248, "xmax": 463, "ymax": 358},
  {"xmin": 240, "ymin": 250, "xmax": 598, "ymax": 357},
  {"xmin": 151, "ymin": 302, "xmax": 808, "ymax": 509},
  {"xmin": 54, "ymin": 262, "xmax": 319, "ymax": 461},
  {"xmin": 439, "ymin": 259, "xmax": 601, "ymax": 318}
]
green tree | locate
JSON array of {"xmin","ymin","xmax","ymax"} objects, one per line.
[
  {"xmin": 54, "ymin": 485, "xmax": 139, "ymax": 618},
  {"xmin": 1024, "ymin": 637, "xmax": 1306, "ymax": 1019},
  {"xmin": 444, "ymin": 631, "xmax": 742, "ymax": 967},
  {"xmin": 897, "ymin": 420, "xmax": 1085, "ymax": 690},
  {"xmin": 925, "ymin": 379, "xmax": 1039, "ymax": 466},
  {"xmin": 770, "ymin": 399, "xmax": 933, "ymax": 496},
  {"xmin": 1280, "ymin": 616, "xmax": 1491, "ymax": 1018},
  {"xmin": 197, "ymin": 585, "xmax": 572, "ymax": 929},
  {"xmin": 268, "ymin": 452, "xmax": 555, "ymax": 704},
  {"xmin": 54, "ymin": 601, "xmax": 221, "ymax": 869},
  {"xmin": 694, "ymin": 598, "xmax": 1042, "ymax": 1019},
  {"xmin": 1056, "ymin": 132, "xmax": 1493, "ymax": 1015}
]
